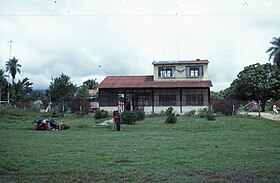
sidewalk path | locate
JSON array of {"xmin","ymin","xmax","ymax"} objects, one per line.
[
  {"xmin": 95, "ymin": 118, "xmax": 114, "ymax": 127},
  {"xmin": 240, "ymin": 112, "xmax": 280, "ymax": 121}
]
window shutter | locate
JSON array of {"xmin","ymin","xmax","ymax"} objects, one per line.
[
  {"xmin": 199, "ymin": 66, "xmax": 203, "ymax": 76},
  {"xmin": 172, "ymin": 66, "xmax": 175, "ymax": 76},
  {"xmin": 158, "ymin": 67, "xmax": 161, "ymax": 77},
  {"xmin": 186, "ymin": 67, "xmax": 190, "ymax": 76}
]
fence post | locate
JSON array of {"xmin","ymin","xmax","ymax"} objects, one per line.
[{"xmin": 258, "ymin": 100, "xmax": 261, "ymax": 117}]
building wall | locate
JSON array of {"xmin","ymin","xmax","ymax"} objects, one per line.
[
  {"xmin": 100, "ymin": 106, "xmax": 208, "ymax": 114},
  {"xmin": 153, "ymin": 63, "xmax": 208, "ymax": 81},
  {"xmin": 99, "ymin": 88, "xmax": 210, "ymax": 114}
]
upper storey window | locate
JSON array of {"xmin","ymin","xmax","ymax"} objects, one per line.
[
  {"xmin": 158, "ymin": 66, "xmax": 175, "ymax": 77},
  {"xmin": 186, "ymin": 66, "xmax": 203, "ymax": 77}
]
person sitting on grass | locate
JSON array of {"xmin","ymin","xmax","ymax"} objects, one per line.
[{"xmin": 34, "ymin": 118, "xmax": 70, "ymax": 130}]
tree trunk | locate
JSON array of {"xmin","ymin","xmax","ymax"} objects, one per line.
[
  {"xmin": 261, "ymin": 100, "xmax": 266, "ymax": 112},
  {"xmin": 0, "ymin": 86, "xmax": 2, "ymax": 107}
]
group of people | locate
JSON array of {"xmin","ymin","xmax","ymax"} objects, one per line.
[
  {"xmin": 112, "ymin": 105, "xmax": 123, "ymax": 131},
  {"xmin": 34, "ymin": 118, "xmax": 70, "ymax": 130}
]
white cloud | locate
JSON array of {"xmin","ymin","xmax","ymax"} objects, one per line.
[{"xmin": 0, "ymin": 0, "xmax": 279, "ymax": 91}]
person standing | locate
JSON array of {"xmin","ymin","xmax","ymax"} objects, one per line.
[
  {"xmin": 273, "ymin": 104, "xmax": 278, "ymax": 114},
  {"xmin": 112, "ymin": 111, "xmax": 118, "ymax": 131}
]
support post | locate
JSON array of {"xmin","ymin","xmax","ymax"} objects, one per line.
[{"xmin": 180, "ymin": 89, "xmax": 182, "ymax": 113}]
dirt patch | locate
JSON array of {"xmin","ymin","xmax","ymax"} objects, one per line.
[
  {"xmin": 0, "ymin": 174, "xmax": 18, "ymax": 182},
  {"xmin": 190, "ymin": 170, "xmax": 277, "ymax": 183},
  {"xmin": 241, "ymin": 112, "xmax": 280, "ymax": 121},
  {"xmin": 115, "ymin": 159, "xmax": 131, "ymax": 164},
  {"xmin": 260, "ymin": 113, "xmax": 280, "ymax": 121}
]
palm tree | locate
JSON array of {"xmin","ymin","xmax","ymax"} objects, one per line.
[
  {"xmin": 5, "ymin": 57, "xmax": 21, "ymax": 83},
  {"xmin": 266, "ymin": 36, "xmax": 280, "ymax": 67},
  {"xmin": 0, "ymin": 69, "xmax": 8, "ymax": 105},
  {"xmin": 83, "ymin": 79, "xmax": 98, "ymax": 89}
]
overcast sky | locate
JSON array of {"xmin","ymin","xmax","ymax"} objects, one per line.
[{"xmin": 0, "ymin": 0, "xmax": 279, "ymax": 91}]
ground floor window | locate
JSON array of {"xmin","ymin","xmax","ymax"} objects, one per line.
[
  {"xmin": 159, "ymin": 95, "xmax": 176, "ymax": 106},
  {"xmin": 99, "ymin": 88, "xmax": 209, "ymax": 109},
  {"xmin": 138, "ymin": 95, "xmax": 152, "ymax": 106},
  {"xmin": 186, "ymin": 94, "xmax": 204, "ymax": 106}
]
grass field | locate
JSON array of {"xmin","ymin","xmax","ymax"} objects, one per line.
[{"xmin": 0, "ymin": 109, "xmax": 280, "ymax": 182}]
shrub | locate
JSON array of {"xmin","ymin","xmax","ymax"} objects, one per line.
[
  {"xmin": 197, "ymin": 107, "xmax": 216, "ymax": 121},
  {"xmin": 206, "ymin": 107, "xmax": 216, "ymax": 121},
  {"xmin": 211, "ymin": 98, "xmax": 240, "ymax": 116},
  {"xmin": 121, "ymin": 110, "xmax": 136, "ymax": 125},
  {"xmin": 186, "ymin": 109, "xmax": 196, "ymax": 116},
  {"xmin": 94, "ymin": 109, "xmax": 110, "ymax": 119},
  {"xmin": 165, "ymin": 107, "xmax": 177, "ymax": 124},
  {"xmin": 159, "ymin": 110, "xmax": 166, "ymax": 116},
  {"xmin": 134, "ymin": 110, "xmax": 145, "ymax": 121},
  {"xmin": 121, "ymin": 110, "xmax": 145, "ymax": 125}
]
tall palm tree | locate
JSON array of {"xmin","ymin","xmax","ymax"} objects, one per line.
[
  {"xmin": 5, "ymin": 57, "xmax": 21, "ymax": 83},
  {"xmin": 266, "ymin": 36, "xmax": 280, "ymax": 67}
]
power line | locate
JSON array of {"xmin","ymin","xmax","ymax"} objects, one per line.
[{"xmin": 0, "ymin": 13, "xmax": 279, "ymax": 17}]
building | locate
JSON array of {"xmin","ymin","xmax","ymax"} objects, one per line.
[{"xmin": 98, "ymin": 59, "xmax": 213, "ymax": 114}]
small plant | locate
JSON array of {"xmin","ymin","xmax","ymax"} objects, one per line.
[
  {"xmin": 134, "ymin": 110, "xmax": 145, "ymax": 121},
  {"xmin": 197, "ymin": 107, "xmax": 216, "ymax": 121},
  {"xmin": 206, "ymin": 107, "xmax": 216, "ymax": 121},
  {"xmin": 159, "ymin": 110, "xmax": 166, "ymax": 116},
  {"xmin": 94, "ymin": 109, "xmax": 110, "ymax": 119},
  {"xmin": 186, "ymin": 109, "xmax": 196, "ymax": 116},
  {"xmin": 165, "ymin": 107, "xmax": 177, "ymax": 124}
]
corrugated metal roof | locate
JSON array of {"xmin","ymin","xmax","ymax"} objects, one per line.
[
  {"xmin": 152, "ymin": 59, "xmax": 209, "ymax": 65},
  {"xmin": 98, "ymin": 76, "xmax": 212, "ymax": 89}
]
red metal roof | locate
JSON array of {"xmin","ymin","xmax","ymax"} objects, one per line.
[{"xmin": 98, "ymin": 76, "xmax": 212, "ymax": 89}]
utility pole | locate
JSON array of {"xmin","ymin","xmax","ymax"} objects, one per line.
[
  {"xmin": 177, "ymin": 40, "xmax": 180, "ymax": 60},
  {"xmin": 7, "ymin": 40, "xmax": 13, "ymax": 105},
  {"xmin": 9, "ymin": 40, "xmax": 13, "ymax": 59}
]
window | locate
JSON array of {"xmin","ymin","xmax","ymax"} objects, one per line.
[
  {"xmin": 186, "ymin": 66, "xmax": 203, "ymax": 77},
  {"xmin": 159, "ymin": 95, "xmax": 176, "ymax": 106},
  {"xmin": 138, "ymin": 95, "xmax": 152, "ymax": 106},
  {"xmin": 158, "ymin": 66, "xmax": 175, "ymax": 77},
  {"xmin": 186, "ymin": 94, "xmax": 204, "ymax": 106}
]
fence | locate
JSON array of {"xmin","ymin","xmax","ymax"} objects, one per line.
[{"xmin": 1, "ymin": 98, "xmax": 93, "ymax": 114}]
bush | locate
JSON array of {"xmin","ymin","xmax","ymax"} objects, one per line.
[
  {"xmin": 94, "ymin": 109, "xmax": 110, "ymax": 119},
  {"xmin": 165, "ymin": 107, "xmax": 177, "ymax": 124},
  {"xmin": 134, "ymin": 110, "xmax": 145, "ymax": 121},
  {"xmin": 186, "ymin": 109, "xmax": 196, "ymax": 116},
  {"xmin": 197, "ymin": 107, "xmax": 216, "ymax": 121},
  {"xmin": 121, "ymin": 110, "xmax": 145, "ymax": 125},
  {"xmin": 211, "ymin": 98, "xmax": 240, "ymax": 116},
  {"xmin": 206, "ymin": 107, "xmax": 216, "ymax": 121},
  {"xmin": 121, "ymin": 111, "xmax": 136, "ymax": 125},
  {"xmin": 159, "ymin": 110, "xmax": 166, "ymax": 116}
]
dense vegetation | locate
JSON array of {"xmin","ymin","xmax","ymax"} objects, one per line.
[{"xmin": 0, "ymin": 108, "xmax": 279, "ymax": 182}]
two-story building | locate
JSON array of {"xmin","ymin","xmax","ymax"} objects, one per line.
[{"xmin": 98, "ymin": 59, "xmax": 213, "ymax": 114}]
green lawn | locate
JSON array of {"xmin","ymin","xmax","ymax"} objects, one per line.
[{"xmin": 0, "ymin": 110, "xmax": 280, "ymax": 182}]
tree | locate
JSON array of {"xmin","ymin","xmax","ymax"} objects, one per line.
[
  {"xmin": 0, "ymin": 69, "xmax": 8, "ymax": 104},
  {"xmin": 5, "ymin": 57, "xmax": 21, "ymax": 83},
  {"xmin": 76, "ymin": 85, "xmax": 90, "ymax": 99},
  {"xmin": 228, "ymin": 63, "xmax": 280, "ymax": 111},
  {"xmin": 266, "ymin": 36, "xmax": 280, "ymax": 67},
  {"xmin": 11, "ymin": 77, "xmax": 33, "ymax": 102},
  {"xmin": 83, "ymin": 79, "xmax": 98, "ymax": 89},
  {"xmin": 49, "ymin": 73, "xmax": 76, "ymax": 103}
]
